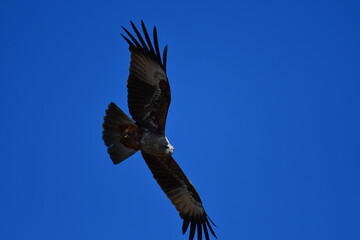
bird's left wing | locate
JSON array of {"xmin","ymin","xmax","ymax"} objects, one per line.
[{"xmin": 141, "ymin": 152, "xmax": 217, "ymax": 240}]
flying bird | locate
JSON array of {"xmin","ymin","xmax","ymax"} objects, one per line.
[{"xmin": 102, "ymin": 20, "xmax": 217, "ymax": 240}]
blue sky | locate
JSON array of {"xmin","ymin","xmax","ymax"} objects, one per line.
[{"xmin": 1, "ymin": 0, "xmax": 359, "ymax": 239}]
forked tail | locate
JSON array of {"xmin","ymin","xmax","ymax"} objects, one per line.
[{"xmin": 102, "ymin": 102, "xmax": 138, "ymax": 164}]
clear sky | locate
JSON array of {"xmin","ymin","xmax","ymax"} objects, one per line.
[{"xmin": 1, "ymin": 0, "xmax": 359, "ymax": 239}]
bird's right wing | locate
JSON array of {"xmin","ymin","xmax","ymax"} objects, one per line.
[
  {"xmin": 141, "ymin": 152, "xmax": 217, "ymax": 240},
  {"xmin": 121, "ymin": 21, "xmax": 171, "ymax": 134}
]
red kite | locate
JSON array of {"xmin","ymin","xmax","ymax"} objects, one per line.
[{"xmin": 102, "ymin": 21, "xmax": 217, "ymax": 240}]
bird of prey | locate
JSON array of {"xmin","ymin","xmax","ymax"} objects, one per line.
[{"xmin": 102, "ymin": 20, "xmax": 217, "ymax": 240}]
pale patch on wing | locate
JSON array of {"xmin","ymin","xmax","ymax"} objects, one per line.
[
  {"xmin": 141, "ymin": 152, "xmax": 217, "ymax": 240},
  {"xmin": 130, "ymin": 52, "xmax": 167, "ymax": 86},
  {"xmin": 169, "ymin": 184, "xmax": 206, "ymax": 218}
]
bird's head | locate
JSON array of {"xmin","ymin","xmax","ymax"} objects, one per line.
[
  {"xmin": 164, "ymin": 137, "xmax": 174, "ymax": 155},
  {"xmin": 166, "ymin": 144, "xmax": 174, "ymax": 155}
]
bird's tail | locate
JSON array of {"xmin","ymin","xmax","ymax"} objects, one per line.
[{"xmin": 102, "ymin": 102, "xmax": 138, "ymax": 164}]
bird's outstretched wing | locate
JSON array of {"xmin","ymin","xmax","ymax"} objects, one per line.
[
  {"xmin": 121, "ymin": 21, "xmax": 170, "ymax": 134},
  {"xmin": 141, "ymin": 152, "xmax": 217, "ymax": 240}
]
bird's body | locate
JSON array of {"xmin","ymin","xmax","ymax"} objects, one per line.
[
  {"xmin": 102, "ymin": 21, "xmax": 216, "ymax": 240},
  {"xmin": 140, "ymin": 130, "xmax": 174, "ymax": 156}
]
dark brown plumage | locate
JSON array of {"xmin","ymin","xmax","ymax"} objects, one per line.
[{"xmin": 102, "ymin": 20, "xmax": 217, "ymax": 240}]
